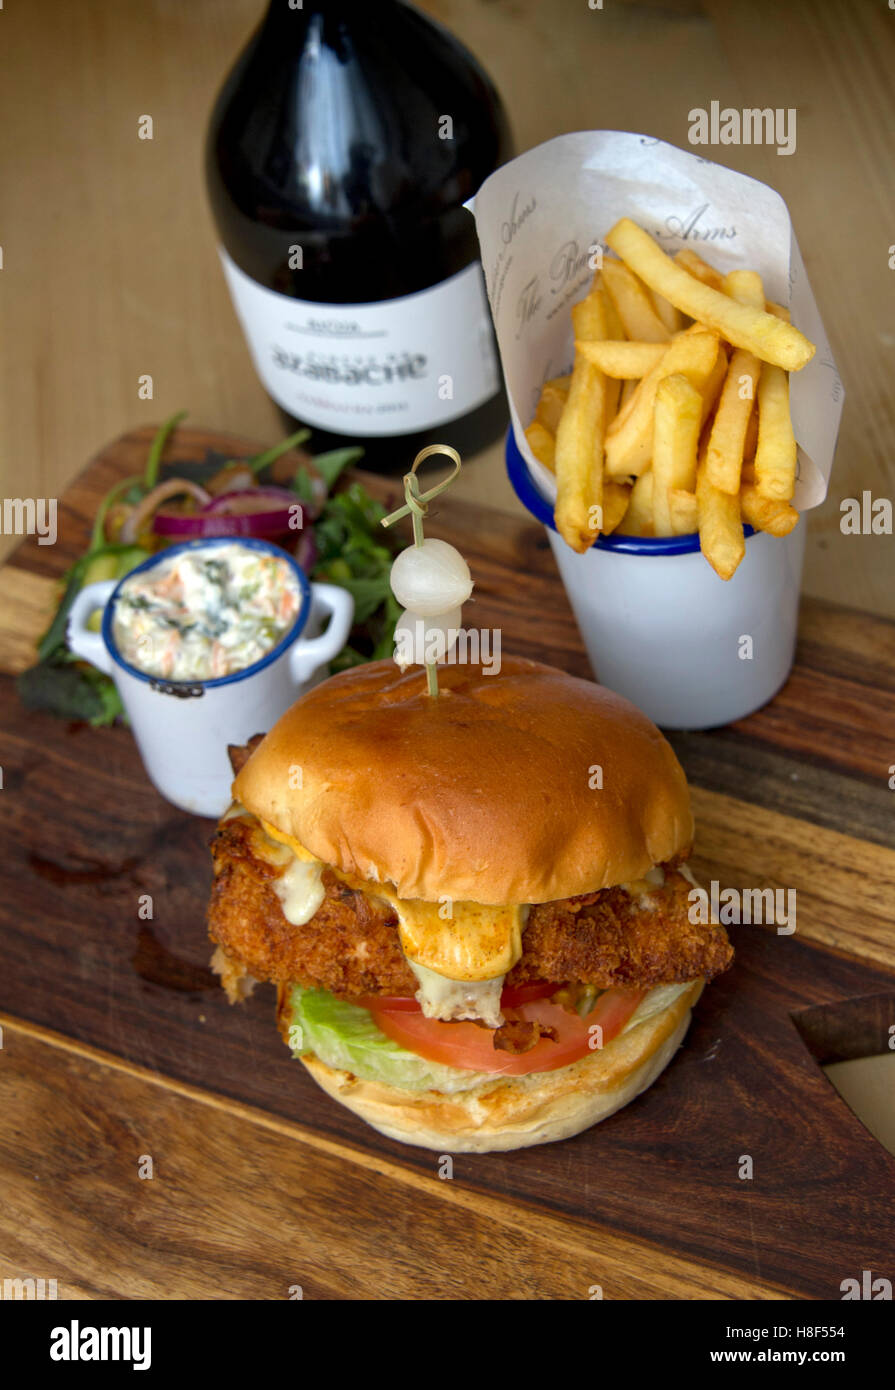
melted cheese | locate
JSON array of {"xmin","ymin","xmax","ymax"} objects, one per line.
[
  {"xmin": 408, "ymin": 961, "xmax": 505, "ymax": 1027},
  {"xmin": 272, "ymin": 856, "xmax": 326, "ymax": 927},
  {"xmin": 242, "ymin": 815, "xmax": 684, "ymax": 1026},
  {"xmin": 261, "ymin": 820, "xmax": 319, "ymax": 862},
  {"xmin": 259, "ymin": 818, "xmax": 525, "ymax": 986},
  {"xmin": 253, "ymin": 821, "xmax": 324, "ymax": 924},
  {"xmin": 620, "ymin": 864, "xmax": 666, "ymax": 909},
  {"xmin": 373, "ymin": 887, "xmax": 526, "ymax": 983}
]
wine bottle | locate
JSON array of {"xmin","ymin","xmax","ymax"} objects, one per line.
[{"xmin": 206, "ymin": 0, "xmax": 512, "ymax": 471}]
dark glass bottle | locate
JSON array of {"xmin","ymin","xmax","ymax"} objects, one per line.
[{"xmin": 206, "ymin": 0, "xmax": 512, "ymax": 471}]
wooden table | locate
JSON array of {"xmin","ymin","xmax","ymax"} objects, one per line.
[
  {"xmin": 0, "ymin": 426, "xmax": 893, "ymax": 1300},
  {"xmin": 1, "ymin": 0, "xmax": 893, "ymax": 618}
]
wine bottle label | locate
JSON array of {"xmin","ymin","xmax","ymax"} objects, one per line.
[{"xmin": 219, "ymin": 250, "xmax": 501, "ymax": 436}]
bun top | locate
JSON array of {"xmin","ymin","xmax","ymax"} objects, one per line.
[{"xmin": 233, "ymin": 657, "xmax": 693, "ymax": 904}]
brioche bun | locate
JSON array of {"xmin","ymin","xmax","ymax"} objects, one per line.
[
  {"xmin": 298, "ymin": 981, "xmax": 703, "ymax": 1152},
  {"xmin": 234, "ymin": 657, "xmax": 692, "ymax": 904}
]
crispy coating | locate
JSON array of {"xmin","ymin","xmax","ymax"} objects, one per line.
[
  {"xmin": 208, "ymin": 816, "xmax": 413, "ymax": 998},
  {"xmin": 227, "ymin": 734, "xmax": 265, "ymax": 777},
  {"xmin": 510, "ymin": 875, "xmax": 733, "ymax": 990},
  {"xmin": 492, "ymin": 1019, "xmax": 557, "ymax": 1054},
  {"xmin": 208, "ymin": 816, "xmax": 732, "ymax": 999}
]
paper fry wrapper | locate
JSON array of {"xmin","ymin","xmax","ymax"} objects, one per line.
[{"xmin": 467, "ymin": 132, "xmax": 843, "ymax": 513}]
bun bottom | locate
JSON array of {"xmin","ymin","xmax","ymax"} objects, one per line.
[{"xmin": 300, "ymin": 980, "xmax": 704, "ymax": 1152}]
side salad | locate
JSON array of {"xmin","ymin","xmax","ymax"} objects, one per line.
[{"xmin": 17, "ymin": 413, "xmax": 401, "ymax": 725}]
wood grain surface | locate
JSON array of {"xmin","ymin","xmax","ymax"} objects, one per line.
[
  {"xmin": 0, "ymin": 425, "xmax": 893, "ymax": 1301},
  {"xmin": 0, "ymin": 1017, "xmax": 791, "ymax": 1301},
  {"xmin": 1, "ymin": 0, "xmax": 893, "ymax": 618}
]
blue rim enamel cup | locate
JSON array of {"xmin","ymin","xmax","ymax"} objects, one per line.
[
  {"xmin": 506, "ymin": 430, "xmax": 806, "ymax": 729},
  {"xmin": 68, "ymin": 536, "xmax": 354, "ymax": 815}
]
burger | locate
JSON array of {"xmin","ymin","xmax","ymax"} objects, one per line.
[{"xmin": 207, "ymin": 656, "xmax": 732, "ymax": 1152}]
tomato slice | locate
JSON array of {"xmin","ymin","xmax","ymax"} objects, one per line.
[
  {"xmin": 351, "ymin": 978, "xmax": 558, "ymax": 1011},
  {"xmin": 500, "ymin": 980, "xmax": 560, "ymax": 1007},
  {"xmin": 355, "ymin": 994, "xmax": 420, "ymax": 1012},
  {"xmin": 353, "ymin": 979, "xmax": 558, "ymax": 1015},
  {"xmin": 370, "ymin": 987, "xmax": 646, "ymax": 1077}
]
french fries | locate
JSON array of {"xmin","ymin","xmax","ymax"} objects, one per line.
[
  {"xmin": 704, "ymin": 349, "xmax": 761, "ymax": 494},
  {"xmin": 575, "ymin": 340, "xmax": 667, "ymax": 379},
  {"xmin": 617, "ymin": 470, "xmax": 654, "ymax": 536},
  {"xmin": 649, "ymin": 287, "xmax": 684, "ymax": 335},
  {"xmin": 651, "ymin": 374, "xmax": 702, "ymax": 537},
  {"xmin": 602, "ymin": 480, "xmax": 631, "ymax": 535},
  {"xmin": 606, "ymin": 218, "xmax": 815, "ymax": 371},
  {"xmin": 571, "ymin": 285, "xmax": 621, "ymax": 438},
  {"xmin": 697, "ymin": 450, "xmax": 746, "ymax": 581},
  {"xmin": 603, "ymin": 374, "xmax": 622, "ymax": 436},
  {"xmin": 534, "ymin": 378, "xmax": 570, "ymax": 434},
  {"xmin": 740, "ymin": 482, "xmax": 800, "ymax": 537},
  {"xmin": 527, "ymin": 220, "xmax": 814, "ymax": 578},
  {"xmin": 669, "ymin": 488, "xmax": 699, "ymax": 535},
  {"xmin": 571, "ymin": 287, "xmax": 609, "ymax": 342},
  {"xmin": 698, "ymin": 341, "xmax": 729, "ymax": 425},
  {"xmin": 723, "ymin": 270, "xmax": 764, "ymax": 310},
  {"xmin": 617, "ymin": 473, "xmax": 696, "ymax": 538},
  {"xmin": 525, "ymin": 420, "xmax": 556, "ymax": 473},
  {"xmin": 755, "ymin": 363, "xmax": 798, "ymax": 501},
  {"xmin": 675, "ymin": 247, "xmax": 724, "ymax": 291},
  {"xmin": 703, "ymin": 271, "xmax": 763, "ymax": 494},
  {"xmin": 554, "ymin": 289, "xmax": 607, "ymax": 552},
  {"xmin": 743, "ymin": 402, "xmax": 759, "ymax": 461},
  {"xmin": 605, "ymin": 328, "xmax": 720, "ymax": 478},
  {"xmin": 599, "ymin": 275, "xmax": 626, "ymax": 340},
  {"xmin": 601, "ymin": 258, "xmax": 670, "ymax": 343}
]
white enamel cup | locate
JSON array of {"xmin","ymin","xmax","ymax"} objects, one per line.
[
  {"xmin": 507, "ymin": 431, "xmax": 806, "ymax": 730},
  {"xmin": 67, "ymin": 536, "xmax": 354, "ymax": 816}
]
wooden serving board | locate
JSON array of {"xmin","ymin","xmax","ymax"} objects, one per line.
[{"xmin": 1, "ymin": 426, "xmax": 893, "ymax": 1301}]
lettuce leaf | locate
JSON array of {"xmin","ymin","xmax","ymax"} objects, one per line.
[
  {"xmin": 286, "ymin": 985, "xmax": 486, "ymax": 1094},
  {"xmin": 285, "ymin": 979, "xmax": 696, "ymax": 1096},
  {"xmin": 623, "ymin": 981, "xmax": 693, "ymax": 1031}
]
